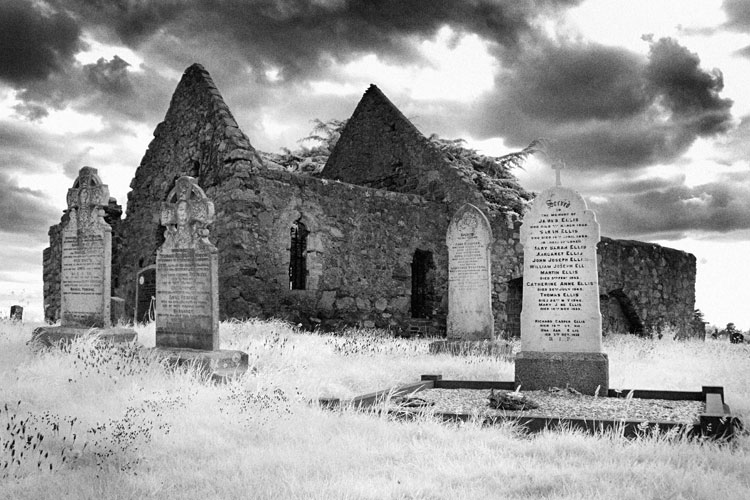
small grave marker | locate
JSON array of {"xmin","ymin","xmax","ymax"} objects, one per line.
[{"xmin": 10, "ymin": 305, "xmax": 23, "ymax": 321}]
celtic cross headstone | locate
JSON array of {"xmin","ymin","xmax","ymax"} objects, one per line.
[
  {"xmin": 60, "ymin": 167, "xmax": 112, "ymax": 328},
  {"xmin": 155, "ymin": 176, "xmax": 219, "ymax": 350}
]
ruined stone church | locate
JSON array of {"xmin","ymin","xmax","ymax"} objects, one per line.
[{"xmin": 43, "ymin": 64, "xmax": 697, "ymax": 337}]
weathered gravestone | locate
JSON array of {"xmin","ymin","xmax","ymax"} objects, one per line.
[
  {"xmin": 61, "ymin": 167, "xmax": 111, "ymax": 327},
  {"xmin": 31, "ymin": 167, "xmax": 136, "ymax": 346},
  {"xmin": 429, "ymin": 204, "xmax": 511, "ymax": 357},
  {"xmin": 10, "ymin": 305, "xmax": 23, "ymax": 321},
  {"xmin": 134, "ymin": 265, "xmax": 156, "ymax": 324},
  {"xmin": 515, "ymin": 169, "xmax": 608, "ymax": 395},
  {"xmin": 152, "ymin": 176, "xmax": 247, "ymax": 379}
]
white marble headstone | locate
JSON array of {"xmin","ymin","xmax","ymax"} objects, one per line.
[
  {"xmin": 446, "ymin": 204, "xmax": 494, "ymax": 340},
  {"xmin": 520, "ymin": 186, "xmax": 601, "ymax": 352}
]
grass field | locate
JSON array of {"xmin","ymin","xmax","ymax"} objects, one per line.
[{"xmin": 1, "ymin": 319, "xmax": 748, "ymax": 499}]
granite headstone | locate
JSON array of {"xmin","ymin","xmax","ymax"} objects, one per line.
[
  {"xmin": 60, "ymin": 167, "xmax": 111, "ymax": 328},
  {"xmin": 153, "ymin": 176, "xmax": 247, "ymax": 380},
  {"xmin": 31, "ymin": 167, "xmax": 136, "ymax": 347},
  {"xmin": 155, "ymin": 176, "xmax": 219, "ymax": 350}
]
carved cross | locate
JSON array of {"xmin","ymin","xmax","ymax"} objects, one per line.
[
  {"xmin": 551, "ymin": 160, "xmax": 565, "ymax": 187},
  {"xmin": 161, "ymin": 176, "xmax": 215, "ymax": 248},
  {"xmin": 66, "ymin": 167, "xmax": 109, "ymax": 232}
]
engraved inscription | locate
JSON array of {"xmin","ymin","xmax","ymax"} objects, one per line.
[
  {"xmin": 61, "ymin": 233, "xmax": 105, "ymax": 323},
  {"xmin": 446, "ymin": 204, "xmax": 493, "ymax": 340},
  {"xmin": 156, "ymin": 249, "xmax": 213, "ymax": 332}
]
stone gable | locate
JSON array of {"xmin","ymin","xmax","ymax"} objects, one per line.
[
  {"xmin": 114, "ymin": 64, "xmax": 264, "ymax": 317},
  {"xmin": 321, "ymin": 84, "xmax": 485, "ymax": 212}
]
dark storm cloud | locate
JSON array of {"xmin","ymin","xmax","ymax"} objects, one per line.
[
  {"xmin": 503, "ymin": 43, "xmax": 649, "ymax": 122},
  {"xmin": 723, "ymin": 0, "xmax": 750, "ymax": 31},
  {"xmin": 10, "ymin": 56, "xmax": 173, "ymax": 124},
  {"xmin": 0, "ymin": 0, "xmax": 82, "ymax": 86},
  {"xmin": 52, "ymin": 0, "xmax": 581, "ymax": 81},
  {"xmin": 0, "ymin": 172, "xmax": 60, "ymax": 238},
  {"xmin": 589, "ymin": 174, "xmax": 750, "ymax": 240},
  {"xmin": 645, "ymin": 38, "xmax": 732, "ymax": 134},
  {"xmin": 467, "ymin": 37, "xmax": 733, "ymax": 170}
]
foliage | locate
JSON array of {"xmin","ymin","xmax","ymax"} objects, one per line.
[
  {"xmin": 429, "ymin": 136, "xmax": 547, "ymax": 180},
  {"xmin": 258, "ymin": 117, "xmax": 543, "ymax": 216},
  {"xmin": 429, "ymin": 134, "xmax": 541, "ymax": 215},
  {"xmin": 260, "ymin": 118, "xmax": 347, "ymax": 175}
]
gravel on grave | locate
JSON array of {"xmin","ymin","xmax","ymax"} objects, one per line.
[{"xmin": 409, "ymin": 389, "xmax": 704, "ymax": 423}]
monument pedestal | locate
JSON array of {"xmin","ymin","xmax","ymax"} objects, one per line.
[
  {"xmin": 429, "ymin": 339, "xmax": 512, "ymax": 359},
  {"xmin": 149, "ymin": 348, "xmax": 249, "ymax": 382},
  {"xmin": 515, "ymin": 351, "xmax": 609, "ymax": 395},
  {"xmin": 30, "ymin": 326, "xmax": 137, "ymax": 348}
]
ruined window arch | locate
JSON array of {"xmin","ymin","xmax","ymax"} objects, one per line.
[
  {"xmin": 289, "ymin": 220, "xmax": 309, "ymax": 290},
  {"xmin": 189, "ymin": 160, "xmax": 200, "ymax": 178},
  {"xmin": 411, "ymin": 249, "xmax": 435, "ymax": 318}
]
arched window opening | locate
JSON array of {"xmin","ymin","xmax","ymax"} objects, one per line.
[
  {"xmin": 411, "ymin": 249, "xmax": 435, "ymax": 318},
  {"xmin": 289, "ymin": 221, "xmax": 309, "ymax": 290}
]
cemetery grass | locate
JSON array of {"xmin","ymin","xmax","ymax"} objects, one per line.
[{"xmin": 0, "ymin": 320, "xmax": 748, "ymax": 500}]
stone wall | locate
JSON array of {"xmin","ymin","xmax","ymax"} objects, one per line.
[
  {"xmin": 321, "ymin": 84, "xmax": 486, "ymax": 213},
  {"xmin": 214, "ymin": 170, "xmax": 451, "ymax": 330},
  {"xmin": 598, "ymin": 237, "xmax": 697, "ymax": 336}
]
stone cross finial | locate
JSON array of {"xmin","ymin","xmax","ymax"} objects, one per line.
[
  {"xmin": 66, "ymin": 167, "xmax": 110, "ymax": 233},
  {"xmin": 552, "ymin": 160, "xmax": 565, "ymax": 187},
  {"xmin": 160, "ymin": 176, "xmax": 215, "ymax": 249}
]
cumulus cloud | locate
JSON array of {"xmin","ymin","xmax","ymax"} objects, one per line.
[
  {"xmin": 0, "ymin": 172, "xmax": 60, "ymax": 239},
  {"xmin": 85, "ymin": 56, "xmax": 133, "ymax": 96},
  {"xmin": 588, "ymin": 172, "xmax": 750, "ymax": 239},
  {"xmin": 463, "ymin": 36, "xmax": 733, "ymax": 170}
]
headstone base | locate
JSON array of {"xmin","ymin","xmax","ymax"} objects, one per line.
[
  {"xmin": 429, "ymin": 339, "xmax": 513, "ymax": 359},
  {"xmin": 149, "ymin": 348, "xmax": 249, "ymax": 382},
  {"xmin": 515, "ymin": 351, "xmax": 609, "ymax": 395},
  {"xmin": 30, "ymin": 326, "xmax": 137, "ymax": 348}
]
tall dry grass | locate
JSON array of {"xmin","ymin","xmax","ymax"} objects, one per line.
[{"xmin": 1, "ymin": 318, "xmax": 748, "ymax": 499}]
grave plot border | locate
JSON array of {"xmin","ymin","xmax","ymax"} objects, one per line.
[{"xmin": 319, "ymin": 375, "xmax": 742, "ymax": 441}]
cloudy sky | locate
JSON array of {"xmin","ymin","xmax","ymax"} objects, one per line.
[{"xmin": 1, "ymin": 0, "xmax": 749, "ymax": 330}]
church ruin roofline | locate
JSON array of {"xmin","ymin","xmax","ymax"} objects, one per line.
[{"xmin": 361, "ymin": 84, "xmax": 425, "ymax": 137}]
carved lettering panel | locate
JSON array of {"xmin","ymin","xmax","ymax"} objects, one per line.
[
  {"xmin": 155, "ymin": 247, "xmax": 219, "ymax": 350},
  {"xmin": 60, "ymin": 230, "xmax": 111, "ymax": 327}
]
